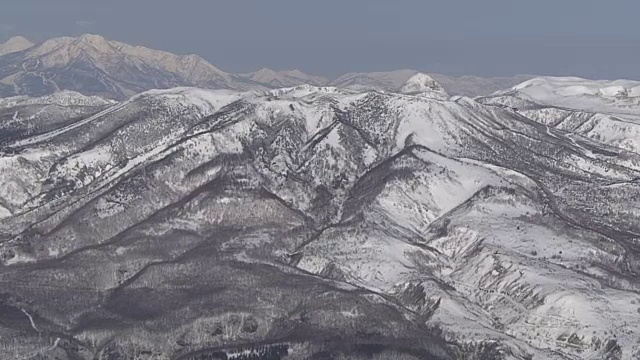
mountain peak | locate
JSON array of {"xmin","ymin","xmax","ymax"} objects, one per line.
[
  {"xmin": 3, "ymin": 36, "xmax": 33, "ymax": 46},
  {"xmin": 0, "ymin": 36, "xmax": 35, "ymax": 56},
  {"xmin": 72, "ymin": 34, "xmax": 116, "ymax": 53},
  {"xmin": 400, "ymin": 72, "xmax": 449, "ymax": 99},
  {"xmin": 250, "ymin": 67, "xmax": 280, "ymax": 80},
  {"xmin": 255, "ymin": 67, "xmax": 277, "ymax": 74},
  {"xmin": 76, "ymin": 33, "xmax": 108, "ymax": 43}
]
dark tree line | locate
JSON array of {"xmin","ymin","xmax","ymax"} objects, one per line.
[{"xmin": 186, "ymin": 344, "xmax": 289, "ymax": 360}]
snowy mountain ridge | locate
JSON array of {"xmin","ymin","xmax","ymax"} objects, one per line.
[
  {"xmin": 1, "ymin": 80, "xmax": 640, "ymax": 359},
  {"xmin": 0, "ymin": 34, "xmax": 535, "ymax": 100},
  {"xmin": 239, "ymin": 67, "xmax": 329, "ymax": 88},
  {"xmin": 506, "ymin": 76, "xmax": 640, "ymax": 113},
  {"xmin": 479, "ymin": 76, "xmax": 640, "ymax": 156}
]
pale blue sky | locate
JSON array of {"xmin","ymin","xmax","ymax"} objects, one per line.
[{"xmin": 1, "ymin": 0, "xmax": 638, "ymax": 79}]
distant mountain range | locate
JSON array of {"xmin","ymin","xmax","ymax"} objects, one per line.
[{"xmin": 0, "ymin": 34, "xmax": 533, "ymax": 100}]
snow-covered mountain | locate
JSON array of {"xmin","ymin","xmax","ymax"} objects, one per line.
[
  {"xmin": 0, "ymin": 34, "xmax": 268, "ymax": 99},
  {"xmin": 1, "ymin": 81, "xmax": 639, "ymax": 359},
  {"xmin": 399, "ymin": 72, "xmax": 449, "ymax": 99},
  {"xmin": 430, "ymin": 73, "xmax": 534, "ymax": 98},
  {"xmin": 478, "ymin": 76, "xmax": 640, "ymax": 154},
  {"xmin": 328, "ymin": 69, "xmax": 415, "ymax": 91},
  {"xmin": 331, "ymin": 70, "xmax": 450, "ymax": 99},
  {"xmin": 239, "ymin": 67, "xmax": 328, "ymax": 88},
  {"xmin": 330, "ymin": 69, "xmax": 534, "ymax": 97},
  {"xmin": 0, "ymin": 34, "xmax": 535, "ymax": 100},
  {"xmin": 497, "ymin": 76, "xmax": 640, "ymax": 113},
  {"xmin": 0, "ymin": 36, "xmax": 35, "ymax": 56}
]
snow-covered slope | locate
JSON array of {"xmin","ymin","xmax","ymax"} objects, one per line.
[
  {"xmin": 0, "ymin": 34, "xmax": 263, "ymax": 99},
  {"xmin": 1, "ymin": 84, "xmax": 640, "ymax": 359},
  {"xmin": 330, "ymin": 69, "xmax": 533, "ymax": 97},
  {"xmin": 0, "ymin": 89, "xmax": 115, "ymax": 108},
  {"xmin": 400, "ymin": 72, "xmax": 450, "ymax": 100},
  {"xmin": 479, "ymin": 77, "xmax": 640, "ymax": 154},
  {"xmin": 429, "ymin": 73, "xmax": 534, "ymax": 98},
  {"xmin": 0, "ymin": 34, "xmax": 537, "ymax": 101},
  {"xmin": 0, "ymin": 36, "xmax": 35, "ymax": 56},
  {"xmin": 240, "ymin": 67, "xmax": 329, "ymax": 88},
  {"xmin": 505, "ymin": 76, "xmax": 640, "ymax": 114},
  {"xmin": 0, "ymin": 90, "xmax": 116, "ymax": 147},
  {"xmin": 330, "ymin": 69, "xmax": 419, "ymax": 92}
]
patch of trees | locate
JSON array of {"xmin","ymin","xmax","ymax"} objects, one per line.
[
  {"xmin": 185, "ymin": 344, "xmax": 289, "ymax": 360},
  {"xmin": 231, "ymin": 344, "xmax": 289, "ymax": 360}
]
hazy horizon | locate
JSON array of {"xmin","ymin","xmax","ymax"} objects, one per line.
[{"xmin": 1, "ymin": 0, "xmax": 639, "ymax": 80}]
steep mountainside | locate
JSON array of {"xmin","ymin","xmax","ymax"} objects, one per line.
[{"xmin": 1, "ymin": 79, "xmax": 639, "ymax": 359}]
